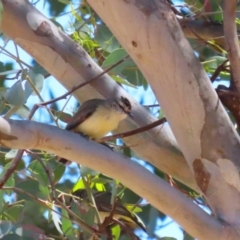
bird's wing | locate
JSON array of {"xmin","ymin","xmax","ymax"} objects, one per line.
[{"xmin": 65, "ymin": 99, "xmax": 102, "ymax": 131}]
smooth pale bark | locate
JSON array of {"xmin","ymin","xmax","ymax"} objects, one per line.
[
  {"xmin": 0, "ymin": 117, "xmax": 235, "ymax": 240},
  {"xmin": 0, "ymin": 0, "xmax": 198, "ymax": 190},
  {"xmin": 86, "ymin": 0, "xmax": 240, "ymax": 230}
]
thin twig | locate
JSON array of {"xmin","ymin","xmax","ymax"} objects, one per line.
[
  {"xmin": 101, "ymin": 117, "xmax": 167, "ymax": 142},
  {"xmin": 38, "ymin": 55, "xmax": 130, "ymax": 107},
  {"xmin": 210, "ymin": 59, "xmax": 229, "ymax": 83},
  {"xmin": 27, "ymin": 55, "xmax": 130, "ymax": 122},
  {"xmin": 0, "ymin": 150, "xmax": 24, "ymax": 188},
  {"xmin": 25, "ymin": 150, "xmax": 56, "ymax": 199},
  {"xmin": 2, "ymin": 186, "xmax": 97, "ymax": 235},
  {"xmin": 82, "ymin": 176, "xmax": 102, "ymax": 226}
]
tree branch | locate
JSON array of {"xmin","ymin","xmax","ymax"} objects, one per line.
[
  {"xmin": 0, "ymin": 117, "xmax": 230, "ymax": 239},
  {"xmin": 223, "ymin": 0, "xmax": 240, "ymax": 92}
]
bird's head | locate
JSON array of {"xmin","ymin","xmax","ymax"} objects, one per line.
[{"xmin": 114, "ymin": 96, "xmax": 133, "ymax": 118}]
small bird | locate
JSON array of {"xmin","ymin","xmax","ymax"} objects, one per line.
[
  {"xmin": 58, "ymin": 97, "xmax": 132, "ymax": 165},
  {"xmin": 72, "ymin": 189, "xmax": 146, "ymax": 233}
]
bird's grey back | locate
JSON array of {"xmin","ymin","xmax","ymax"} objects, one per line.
[{"xmin": 65, "ymin": 99, "xmax": 106, "ymax": 131}]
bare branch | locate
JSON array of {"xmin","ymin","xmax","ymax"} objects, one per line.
[
  {"xmin": 223, "ymin": 0, "xmax": 240, "ymax": 92},
  {"xmin": 0, "ymin": 150, "xmax": 24, "ymax": 188}
]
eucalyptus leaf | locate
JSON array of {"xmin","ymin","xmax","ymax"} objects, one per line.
[
  {"xmin": 0, "ymin": 167, "xmax": 15, "ymax": 188},
  {"xmin": 4, "ymin": 205, "xmax": 23, "ymax": 221},
  {"xmin": 5, "ymin": 81, "xmax": 25, "ymax": 106},
  {"xmin": 95, "ymin": 24, "xmax": 120, "ymax": 52},
  {"xmin": 72, "ymin": 178, "xmax": 85, "ymax": 192},
  {"xmin": 5, "ymin": 149, "xmax": 18, "ymax": 159},
  {"xmin": 51, "ymin": 204, "xmax": 63, "ymax": 235},
  {"xmin": 24, "ymin": 70, "xmax": 44, "ymax": 99},
  {"xmin": 81, "ymin": 166, "xmax": 99, "ymax": 177},
  {"xmin": 111, "ymin": 225, "xmax": 121, "ymax": 240},
  {"xmin": 16, "ymin": 180, "xmax": 39, "ymax": 201},
  {"xmin": 0, "ymin": 69, "xmax": 20, "ymax": 76},
  {"xmin": 0, "ymin": 221, "xmax": 14, "ymax": 238},
  {"xmin": 15, "ymin": 105, "xmax": 31, "ymax": 119},
  {"xmin": 61, "ymin": 208, "xmax": 74, "ymax": 236},
  {"xmin": 102, "ymin": 48, "xmax": 130, "ymax": 74},
  {"xmin": 53, "ymin": 163, "xmax": 66, "ymax": 183},
  {"xmin": 28, "ymin": 160, "xmax": 48, "ymax": 186}
]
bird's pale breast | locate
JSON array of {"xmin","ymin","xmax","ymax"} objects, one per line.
[{"xmin": 74, "ymin": 105, "xmax": 126, "ymax": 139}]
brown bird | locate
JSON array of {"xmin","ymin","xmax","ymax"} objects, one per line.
[{"xmin": 58, "ymin": 97, "xmax": 132, "ymax": 165}]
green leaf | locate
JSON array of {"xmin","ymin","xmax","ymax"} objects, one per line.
[
  {"xmin": 28, "ymin": 160, "xmax": 48, "ymax": 186},
  {"xmin": 203, "ymin": 56, "xmax": 227, "ymax": 71},
  {"xmin": 0, "ymin": 221, "xmax": 14, "ymax": 238},
  {"xmin": 4, "ymin": 205, "xmax": 23, "ymax": 221},
  {"xmin": 61, "ymin": 208, "xmax": 74, "ymax": 236},
  {"xmin": 184, "ymin": 232, "xmax": 195, "ymax": 240},
  {"xmin": 95, "ymin": 25, "xmax": 120, "ymax": 52},
  {"xmin": 75, "ymin": 19, "xmax": 92, "ymax": 35},
  {"xmin": 111, "ymin": 225, "xmax": 121, "ymax": 240},
  {"xmin": 39, "ymin": 185, "xmax": 50, "ymax": 199},
  {"xmin": 81, "ymin": 205, "xmax": 95, "ymax": 229},
  {"xmin": 31, "ymin": 61, "xmax": 48, "ymax": 76},
  {"xmin": 95, "ymin": 183, "xmax": 105, "ymax": 191},
  {"xmin": 81, "ymin": 166, "xmax": 99, "ymax": 177},
  {"xmin": 53, "ymin": 163, "xmax": 66, "ymax": 183},
  {"xmin": 90, "ymin": 177, "xmax": 112, "ymax": 185},
  {"xmin": 5, "ymin": 149, "xmax": 18, "ymax": 159},
  {"xmin": 121, "ymin": 67, "xmax": 147, "ymax": 87},
  {"xmin": 15, "ymin": 105, "xmax": 31, "ymax": 119},
  {"xmin": 125, "ymin": 204, "xmax": 142, "ymax": 213},
  {"xmin": 0, "ymin": 190, "xmax": 4, "ymax": 213},
  {"xmin": 111, "ymin": 75, "xmax": 136, "ymax": 88},
  {"xmin": 101, "ymin": 48, "xmax": 147, "ymax": 87},
  {"xmin": 58, "ymin": 0, "xmax": 70, "ymax": 4},
  {"xmin": 0, "ymin": 166, "xmax": 15, "ymax": 188},
  {"xmin": 70, "ymin": 200, "xmax": 95, "ymax": 228},
  {"xmin": 5, "ymin": 81, "xmax": 25, "ymax": 106},
  {"xmin": 0, "ymin": 87, "xmax": 8, "ymax": 99},
  {"xmin": 123, "ymin": 147, "xmax": 131, "ymax": 158},
  {"xmin": 21, "ymin": 69, "xmax": 28, "ymax": 81},
  {"xmin": 4, "ymin": 160, "xmax": 25, "ymax": 172},
  {"xmin": 102, "ymin": 48, "xmax": 130, "ymax": 74},
  {"xmin": 24, "ymin": 70, "xmax": 44, "ymax": 100},
  {"xmin": 16, "ymin": 180, "xmax": 39, "ymax": 201},
  {"xmin": 0, "ymin": 69, "xmax": 20, "ymax": 76},
  {"xmin": 55, "ymin": 111, "xmax": 73, "ymax": 123},
  {"xmin": 72, "ymin": 178, "xmax": 85, "ymax": 192}
]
